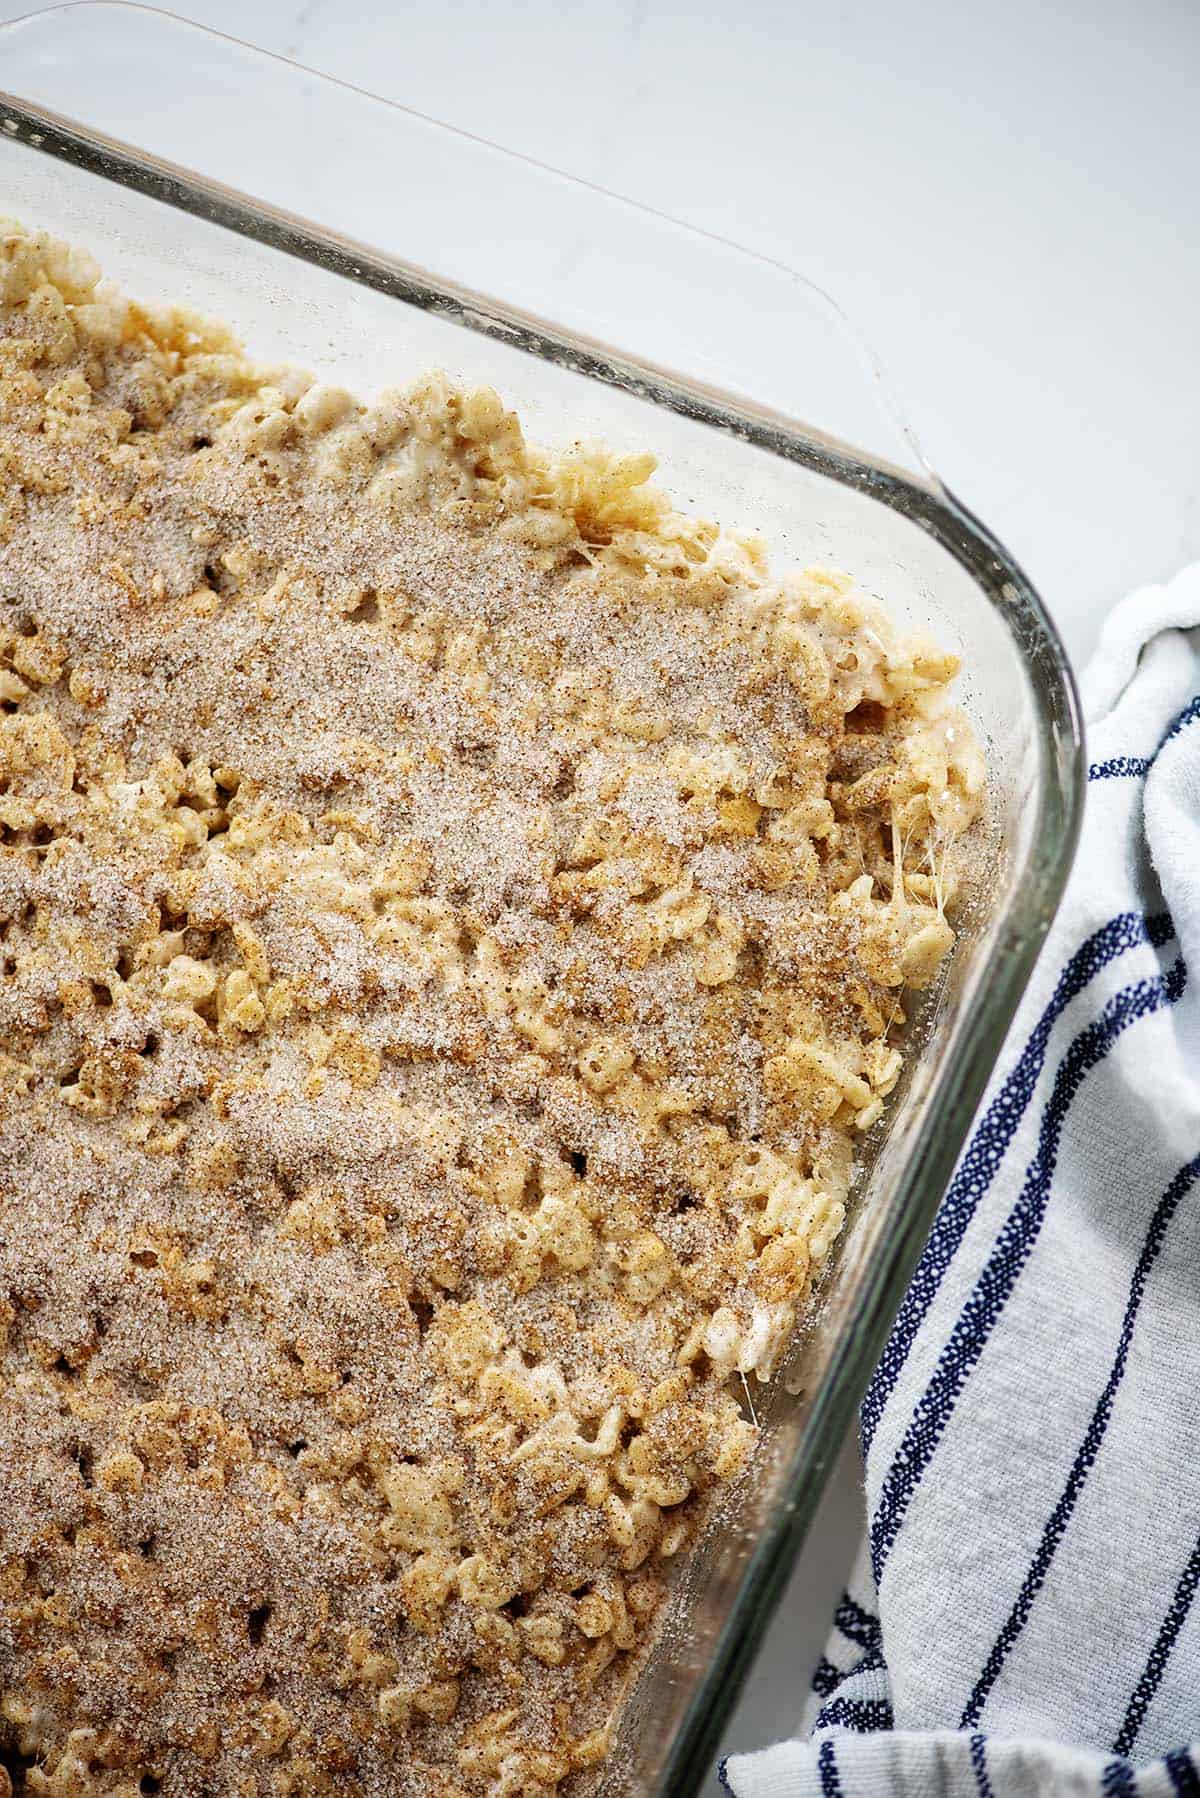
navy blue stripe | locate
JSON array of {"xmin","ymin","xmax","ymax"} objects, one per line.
[
  {"xmin": 970, "ymin": 1733, "xmax": 994, "ymax": 1798},
  {"xmin": 1088, "ymin": 690, "xmax": 1200, "ymax": 781},
  {"xmin": 1166, "ymin": 1748, "xmax": 1200, "ymax": 1797},
  {"xmin": 812, "ymin": 1654, "xmax": 843, "ymax": 1698},
  {"xmin": 826, "ymin": 1642, "xmax": 887, "ymax": 1688},
  {"xmin": 861, "ymin": 909, "xmax": 1174, "ymax": 1452},
  {"xmin": 1102, "ymin": 1760, "xmax": 1137, "ymax": 1797},
  {"xmin": 850, "ymin": 1645, "xmax": 888, "ymax": 1676},
  {"xmin": 1115, "ymin": 1534, "xmax": 1200, "ymax": 1756},
  {"xmin": 812, "ymin": 1642, "xmax": 889, "ymax": 1730},
  {"xmin": 717, "ymin": 1756, "xmax": 736, "ymax": 1794},
  {"xmin": 832, "ymin": 1591, "xmax": 881, "ymax": 1652},
  {"xmin": 962, "ymin": 1149, "xmax": 1200, "ymax": 1726},
  {"xmin": 1163, "ymin": 693, "xmax": 1200, "ymax": 747},
  {"xmin": 817, "ymin": 1737, "xmax": 843, "ymax": 1797},
  {"xmin": 814, "ymin": 1695, "xmax": 893, "ymax": 1733},
  {"xmin": 1090, "ymin": 755, "xmax": 1152, "ymax": 781},
  {"xmin": 870, "ymin": 957, "xmax": 1188, "ymax": 1581}
]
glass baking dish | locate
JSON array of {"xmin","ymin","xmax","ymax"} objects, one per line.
[{"xmin": 0, "ymin": 8, "xmax": 1084, "ymax": 1791}]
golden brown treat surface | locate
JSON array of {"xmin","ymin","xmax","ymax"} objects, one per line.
[{"xmin": 0, "ymin": 222, "xmax": 982, "ymax": 1796}]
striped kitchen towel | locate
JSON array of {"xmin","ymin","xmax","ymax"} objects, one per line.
[{"xmin": 723, "ymin": 562, "xmax": 1200, "ymax": 1798}]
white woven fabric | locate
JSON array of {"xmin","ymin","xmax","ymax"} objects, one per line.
[{"xmin": 724, "ymin": 564, "xmax": 1200, "ymax": 1798}]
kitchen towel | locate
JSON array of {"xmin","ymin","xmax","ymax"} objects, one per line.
[{"xmin": 723, "ymin": 562, "xmax": 1200, "ymax": 1798}]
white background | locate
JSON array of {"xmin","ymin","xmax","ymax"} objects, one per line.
[{"xmin": 2, "ymin": 0, "xmax": 1198, "ymax": 1779}]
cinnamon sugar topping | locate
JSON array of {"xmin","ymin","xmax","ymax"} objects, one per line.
[{"xmin": 0, "ymin": 221, "xmax": 983, "ymax": 1796}]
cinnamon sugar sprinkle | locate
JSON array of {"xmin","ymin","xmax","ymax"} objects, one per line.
[{"xmin": 0, "ymin": 220, "xmax": 983, "ymax": 1797}]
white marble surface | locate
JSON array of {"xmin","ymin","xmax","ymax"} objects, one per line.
[
  {"xmin": 4, "ymin": 0, "xmax": 1196, "ymax": 670},
  {"xmin": 2, "ymin": 0, "xmax": 1198, "ymax": 1782}
]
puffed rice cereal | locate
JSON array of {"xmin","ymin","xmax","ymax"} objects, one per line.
[{"xmin": 0, "ymin": 219, "xmax": 984, "ymax": 1796}]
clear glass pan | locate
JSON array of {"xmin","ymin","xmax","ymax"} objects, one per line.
[{"xmin": 0, "ymin": 9, "xmax": 1084, "ymax": 1791}]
